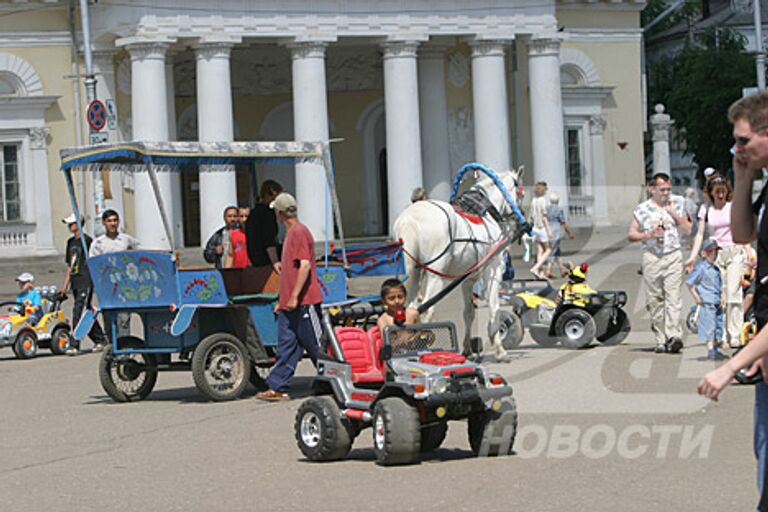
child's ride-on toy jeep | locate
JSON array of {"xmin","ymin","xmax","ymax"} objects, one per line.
[
  {"xmin": 0, "ymin": 287, "xmax": 71, "ymax": 359},
  {"xmin": 501, "ymin": 264, "xmax": 630, "ymax": 349},
  {"xmin": 294, "ymin": 305, "xmax": 517, "ymax": 466}
]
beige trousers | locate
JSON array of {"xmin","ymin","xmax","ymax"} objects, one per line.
[
  {"xmin": 716, "ymin": 244, "xmax": 745, "ymax": 344},
  {"xmin": 642, "ymin": 250, "xmax": 683, "ymax": 347}
]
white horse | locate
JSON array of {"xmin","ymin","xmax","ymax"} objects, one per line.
[{"xmin": 393, "ymin": 169, "xmax": 522, "ymax": 361}]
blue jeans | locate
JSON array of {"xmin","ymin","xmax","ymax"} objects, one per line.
[{"xmin": 265, "ymin": 305, "xmax": 321, "ymax": 393}]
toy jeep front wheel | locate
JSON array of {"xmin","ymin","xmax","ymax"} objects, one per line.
[
  {"xmin": 468, "ymin": 396, "xmax": 518, "ymax": 457},
  {"xmin": 295, "ymin": 396, "xmax": 353, "ymax": 461},
  {"xmin": 497, "ymin": 310, "xmax": 524, "ymax": 350},
  {"xmin": 420, "ymin": 422, "xmax": 448, "ymax": 452},
  {"xmin": 596, "ymin": 309, "xmax": 631, "ymax": 346},
  {"xmin": 555, "ymin": 309, "xmax": 596, "ymax": 349},
  {"xmin": 373, "ymin": 397, "xmax": 420, "ymax": 465},
  {"xmin": 50, "ymin": 327, "xmax": 72, "ymax": 355},
  {"xmin": 14, "ymin": 331, "xmax": 38, "ymax": 359}
]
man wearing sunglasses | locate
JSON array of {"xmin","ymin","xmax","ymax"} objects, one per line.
[
  {"xmin": 628, "ymin": 172, "xmax": 691, "ymax": 354},
  {"xmin": 700, "ymin": 92, "xmax": 768, "ymax": 508}
]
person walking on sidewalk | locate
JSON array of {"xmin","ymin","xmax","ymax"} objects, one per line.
[
  {"xmin": 256, "ymin": 193, "xmax": 323, "ymax": 401},
  {"xmin": 59, "ymin": 214, "xmax": 107, "ymax": 355},
  {"xmin": 685, "ymin": 175, "xmax": 747, "ymax": 349},
  {"xmin": 628, "ymin": 172, "xmax": 691, "ymax": 353}
]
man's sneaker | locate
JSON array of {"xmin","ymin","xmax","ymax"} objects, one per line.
[
  {"xmin": 65, "ymin": 348, "xmax": 80, "ymax": 356},
  {"xmin": 92, "ymin": 343, "xmax": 107, "ymax": 352},
  {"xmin": 655, "ymin": 345, "xmax": 667, "ymax": 354},
  {"xmin": 666, "ymin": 337, "xmax": 684, "ymax": 354},
  {"xmin": 707, "ymin": 348, "xmax": 728, "ymax": 361}
]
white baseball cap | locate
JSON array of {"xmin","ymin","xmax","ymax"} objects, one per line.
[
  {"xmin": 703, "ymin": 167, "xmax": 716, "ymax": 178},
  {"xmin": 269, "ymin": 192, "xmax": 297, "ymax": 213},
  {"xmin": 15, "ymin": 272, "xmax": 34, "ymax": 283},
  {"xmin": 61, "ymin": 213, "xmax": 82, "ymax": 225}
]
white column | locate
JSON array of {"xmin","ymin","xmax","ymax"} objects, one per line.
[
  {"xmin": 383, "ymin": 40, "xmax": 423, "ymax": 230},
  {"xmin": 418, "ymin": 43, "xmax": 452, "ymax": 200},
  {"xmin": 29, "ymin": 127, "xmax": 54, "ymax": 253},
  {"xmin": 527, "ymin": 37, "xmax": 568, "ymax": 208},
  {"xmin": 92, "ymin": 51, "xmax": 124, "ymax": 219},
  {"xmin": 589, "ymin": 115, "xmax": 609, "ymax": 224},
  {"xmin": 289, "ymin": 41, "xmax": 332, "ymax": 240},
  {"xmin": 195, "ymin": 37, "xmax": 240, "ymax": 244},
  {"xmin": 117, "ymin": 37, "xmax": 176, "ymax": 249},
  {"xmin": 165, "ymin": 53, "xmax": 184, "ymax": 246},
  {"xmin": 650, "ymin": 103, "xmax": 674, "ymax": 175},
  {"xmin": 470, "ymin": 39, "xmax": 512, "ymax": 174}
]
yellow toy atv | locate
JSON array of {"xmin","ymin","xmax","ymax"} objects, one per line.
[
  {"xmin": 0, "ymin": 287, "xmax": 72, "ymax": 359},
  {"xmin": 500, "ymin": 263, "xmax": 630, "ymax": 349}
]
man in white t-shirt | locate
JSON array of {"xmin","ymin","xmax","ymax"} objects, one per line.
[
  {"xmin": 89, "ymin": 209, "xmax": 140, "ymax": 257},
  {"xmin": 628, "ymin": 173, "xmax": 692, "ymax": 353}
]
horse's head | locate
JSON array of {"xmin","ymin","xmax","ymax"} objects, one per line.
[{"xmin": 475, "ymin": 166, "xmax": 523, "ymax": 223}]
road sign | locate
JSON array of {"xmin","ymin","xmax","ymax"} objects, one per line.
[
  {"xmin": 89, "ymin": 132, "xmax": 108, "ymax": 145},
  {"xmin": 105, "ymin": 99, "xmax": 118, "ymax": 130},
  {"xmin": 87, "ymin": 100, "xmax": 107, "ymax": 132}
]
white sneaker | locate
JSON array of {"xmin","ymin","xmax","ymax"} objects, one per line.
[
  {"xmin": 66, "ymin": 348, "xmax": 80, "ymax": 356},
  {"xmin": 92, "ymin": 343, "xmax": 107, "ymax": 352}
]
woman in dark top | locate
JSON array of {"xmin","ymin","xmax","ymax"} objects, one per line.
[{"xmin": 245, "ymin": 180, "xmax": 283, "ymax": 273}]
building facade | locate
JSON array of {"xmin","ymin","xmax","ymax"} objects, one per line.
[{"xmin": 0, "ymin": 0, "xmax": 646, "ymax": 256}]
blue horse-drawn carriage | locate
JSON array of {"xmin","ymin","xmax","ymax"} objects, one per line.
[{"xmin": 60, "ymin": 141, "xmax": 404, "ymax": 402}]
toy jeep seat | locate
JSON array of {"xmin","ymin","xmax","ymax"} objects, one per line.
[{"xmin": 333, "ymin": 327, "xmax": 384, "ymax": 383}]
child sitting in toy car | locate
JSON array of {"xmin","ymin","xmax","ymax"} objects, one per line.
[
  {"xmin": 377, "ymin": 278, "xmax": 424, "ymax": 350},
  {"xmin": 15, "ymin": 272, "xmax": 42, "ymax": 324}
]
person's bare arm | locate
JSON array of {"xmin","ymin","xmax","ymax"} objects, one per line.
[
  {"xmin": 628, "ymin": 217, "xmax": 661, "ymax": 243},
  {"xmin": 687, "ymin": 284, "xmax": 702, "ymax": 305},
  {"xmin": 685, "ymin": 219, "xmax": 706, "ymax": 270},
  {"xmin": 60, "ymin": 267, "xmax": 71, "ymax": 294},
  {"xmin": 732, "ymin": 155, "xmax": 759, "ymax": 243},
  {"xmin": 267, "ymin": 247, "xmax": 281, "ymax": 274},
  {"xmin": 699, "ymin": 323, "xmax": 768, "ymax": 400},
  {"xmin": 668, "ymin": 203, "xmax": 692, "ymax": 236}
]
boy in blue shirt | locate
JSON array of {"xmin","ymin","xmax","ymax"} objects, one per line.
[
  {"xmin": 686, "ymin": 239, "xmax": 725, "ymax": 360},
  {"xmin": 15, "ymin": 272, "xmax": 42, "ymax": 324}
]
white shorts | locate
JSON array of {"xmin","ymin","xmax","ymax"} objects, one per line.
[{"xmin": 532, "ymin": 227, "xmax": 549, "ymax": 243}]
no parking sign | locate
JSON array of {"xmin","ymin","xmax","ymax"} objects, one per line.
[{"xmin": 87, "ymin": 100, "xmax": 107, "ymax": 132}]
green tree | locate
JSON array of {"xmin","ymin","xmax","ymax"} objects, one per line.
[{"xmin": 648, "ymin": 28, "xmax": 755, "ymax": 174}]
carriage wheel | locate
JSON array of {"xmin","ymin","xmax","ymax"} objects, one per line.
[
  {"xmin": 99, "ymin": 337, "xmax": 158, "ymax": 402},
  {"xmin": 192, "ymin": 333, "xmax": 251, "ymax": 401}
]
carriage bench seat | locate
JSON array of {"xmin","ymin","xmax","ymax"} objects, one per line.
[{"xmin": 333, "ymin": 327, "xmax": 384, "ymax": 383}]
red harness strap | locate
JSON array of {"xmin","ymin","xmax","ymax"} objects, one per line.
[{"xmin": 453, "ymin": 208, "xmax": 484, "ymax": 225}]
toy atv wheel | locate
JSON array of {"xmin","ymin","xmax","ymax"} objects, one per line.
[
  {"xmin": 372, "ymin": 397, "xmax": 420, "ymax": 466},
  {"xmin": 420, "ymin": 422, "xmax": 448, "ymax": 452},
  {"xmin": 14, "ymin": 331, "xmax": 38, "ymax": 359},
  {"xmin": 99, "ymin": 337, "xmax": 158, "ymax": 402},
  {"xmin": 554, "ymin": 309, "xmax": 596, "ymax": 349},
  {"xmin": 497, "ymin": 310, "xmax": 524, "ymax": 350},
  {"xmin": 294, "ymin": 396, "xmax": 353, "ymax": 461},
  {"xmin": 468, "ymin": 396, "xmax": 517, "ymax": 457},
  {"xmin": 192, "ymin": 333, "xmax": 251, "ymax": 402},
  {"xmin": 49, "ymin": 327, "xmax": 72, "ymax": 355},
  {"xmin": 529, "ymin": 326, "xmax": 558, "ymax": 347},
  {"xmin": 596, "ymin": 309, "xmax": 631, "ymax": 346}
]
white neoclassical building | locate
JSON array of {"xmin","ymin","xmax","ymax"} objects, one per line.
[{"xmin": 0, "ymin": 0, "xmax": 646, "ymax": 256}]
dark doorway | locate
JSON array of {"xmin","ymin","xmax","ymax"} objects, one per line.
[{"xmin": 378, "ymin": 148, "xmax": 388, "ymax": 232}]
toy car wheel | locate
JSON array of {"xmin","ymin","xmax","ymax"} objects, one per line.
[
  {"xmin": 529, "ymin": 326, "xmax": 558, "ymax": 347},
  {"xmin": 596, "ymin": 309, "xmax": 631, "ymax": 346},
  {"xmin": 294, "ymin": 396, "xmax": 353, "ymax": 461},
  {"xmin": 554, "ymin": 309, "xmax": 596, "ymax": 349},
  {"xmin": 49, "ymin": 327, "xmax": 72, "ymax": 355},
  {"xmin": 468, "ymin": 396, "xmax": 517, "ymax": 457},
  {"xmin": 14, "ymin": 331, "xmax": 38, "ymax": 359},
  {"xmin": 420, "ymin": 422, "xmax": 448, "ymax": 452},
  {"xmin": 99, "ymin": 337, "xmax": 158, "ymax": 402},
  {"xmin": 497, "ymin": 310, "xmax": 524, "ymax": 350},
  {"xmin": 192, "ymin": 333, "xmax": 251, "ymax": 402},
  {"xmin": 372, "ymin": 397, "xmax": 420, "ymax": 466},
  {"xmin": 686, "ymin": 309, "xmax": 698, "ymax": 334}
]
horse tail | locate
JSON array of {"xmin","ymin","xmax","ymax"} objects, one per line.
[{"xmin": 393, "ymin": 209, "xmax": 422, "ymax": 309}]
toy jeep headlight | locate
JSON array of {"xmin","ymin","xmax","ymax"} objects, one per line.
[
  {"xmin": 0, "ymin": 322, "xmax": 11, "ymax": 337},
  {"xmin": 431, "ymin": 377, "xmax": 451, "ymax": 395}
]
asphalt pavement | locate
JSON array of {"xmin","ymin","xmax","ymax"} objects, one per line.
[{"xmin": 0, "ymin": 227, "xmax": 760, "ymax": 511}]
